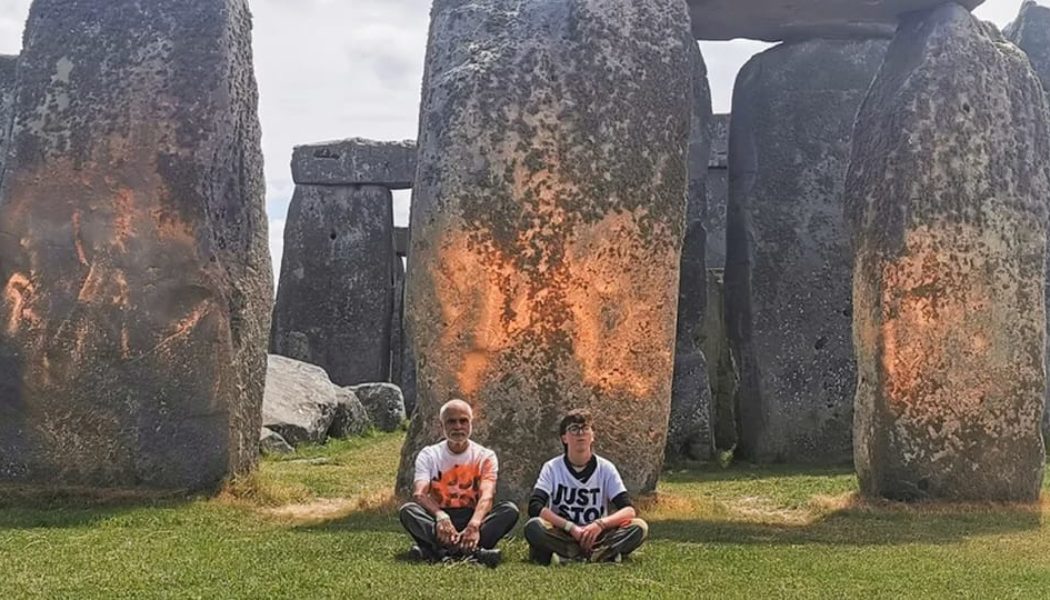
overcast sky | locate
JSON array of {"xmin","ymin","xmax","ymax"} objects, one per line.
[{"xmin": 0, "ymin": 0, "xmax": 1030, "ymax": 279}]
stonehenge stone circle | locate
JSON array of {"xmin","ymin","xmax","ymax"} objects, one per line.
[
  {"xmin": 291, "ymin": 138, "xmax": 416, "ymax": 189},
  {"xmin": 687, "ymin": 0, "xmax": 984, "ymax": 42},
  {"xmin": 704, "ymin": 113, "xmax": 728, "ymax": 269},
  {"xmin": 1006, "ymin": 0, "xmax": 1050, "ymax": 449},
  {"xmin": 0, "ymin": 55, "xmax": 15, "ymax": 178},
  {"xmin": 848, "ymin": 3, "xmax": 1049, "ymax": 501},
  {"xmin": 725, "ymin": 38, "xmax": 887, "ymax": 463},
  {"xmin": 398, "ymin": 0, "xmax": 694, "ymax": 499},
  {"xmin": 667, "ymin": 42, "xmax": 715, "ymax": 463},
  {"xmin": 271, "ymin": 182, "xmax": 394, "ymax": 386},
  {"xmin": 0, "ymin": 0, "xmax": 271, "ymax": 490}
]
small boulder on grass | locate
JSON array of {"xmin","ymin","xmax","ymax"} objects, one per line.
[
  {"xmin": 350, "ymin": 383, "xmax": 406, "ymax": 432},
  {"xmin": 262, "ymin": 354, "xmax": 341, "ymax": 446},
  {"xmin": 260, "ymin": 427, "xmax": 294, "ymax": 455},
  {"xmin": 329, "ymin": 388, "xmax": 372, "ymax": 438}
]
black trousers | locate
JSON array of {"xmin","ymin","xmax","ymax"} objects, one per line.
[
  {"xmin": 524, "ymin": 517, "xmax": 648, "ymax": 563},
  {"xmin": 399, "ymin": 501, "xmax": 519, "ymax": 556}
]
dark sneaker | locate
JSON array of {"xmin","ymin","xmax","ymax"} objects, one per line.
[
  {"xmin": 473, "ymin": 548, "xmax": 502, "ymax": 568},
  {"xmin": 408, "ymin": 545, "xmax": 440, "ymax": 563}
]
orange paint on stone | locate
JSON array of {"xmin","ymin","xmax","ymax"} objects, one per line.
[
  {"xmin": 3, "ymin": 272, "xmax": 34, "ymax": 334},
  {"xmin": 876, "ymin": 227, "xmax": 998, "ymax": 415}
]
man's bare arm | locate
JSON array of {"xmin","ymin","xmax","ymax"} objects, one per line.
[
  {"xmin": 412, "ymin": 480, "xmax": 457, "ymax": 547},
  {"xmin": 457, "ymin": 478, "xmax": 495, "ymax": 552}
]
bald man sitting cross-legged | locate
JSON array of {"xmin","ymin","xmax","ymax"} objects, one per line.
[{"xmin": 398, "ymin": 399, "xmax": 519, "ymax": 567}]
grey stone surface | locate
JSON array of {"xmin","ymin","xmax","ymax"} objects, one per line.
[
  {"xmin": 1006, "ymin": 0, "xmax": 1050, "ymax": 450},
  {"xmin": 270, "ymin": 184, "xmax": 394, "ymax": 386},
  {"xmin": 704, "ymin": 114, "xmax": 729, "ymax": 268},
  {"xmin": 328, "ymin": 388, "xmax": 371, "ymax": 438},
  {"xmin": 394, "ymin": 226, "xmax": 410, "ymax": 257},
  {"xmin": 262, "ymin": 355, "xmax": 340, "ymax": 446},
  {"xmin": 351, "ymin": 383, "xmax": 406, "ymax": 432},
  {"xmin": 848, "ymin": 4, "xmax": 1049, "ymax": 501},
  {"xmin": 0, "ymin": 55, "xmax": 16, "ymax": 180},
  {"xmin": 725, "ymin": 38, "xmax": 887, "ymax": 464},
  {"xmin": 397, "ymin": 0, "xmax": 694, "ymax": 500},
  {"xmin": 0, "ymin": 0, "xmax": 271, "ymax": 491},
  {"xmin": 291, "ymin": 138, "xmax": 416, "ymax": 188},
  {"xmin": 667, "ymin": 41, "xmax": 715, "ymax": 463},
  {"xmin": 400, "ymin": 307, "xmax": 418, "ymax": 417},
  {"xmin": 260, "ymin": 428, "xmax": 294, "ymax": 455},
  {"xmin": 702, "ymin": 269, "xmax": 738, "ymax": 451},
  {"xmin": 686, "ymin": 0, "xmax": 983, "ymax": 41},
  {"xmin": 390, "ymin": 256, "xmax": 405, "ymax": 392}
]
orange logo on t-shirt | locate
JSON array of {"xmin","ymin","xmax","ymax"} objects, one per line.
[{"xmin": 431, "ymin": 464, "xmax": 482, "ymax": 509}]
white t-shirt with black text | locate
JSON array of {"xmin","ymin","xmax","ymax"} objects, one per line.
[{"xmin": 533, "ymin": 454, "xmax": 627, "ymax": 526}]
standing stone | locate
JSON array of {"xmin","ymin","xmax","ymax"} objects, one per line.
[
  {"xmin": 848, "ymin": 4, "xmax": 1049, "ymax": 501},
  {"xmin": 704, "ymin": 114, "xmax": 729, "ymax": 268},
  {"xmin": 397, "ymin": 0, "xmax": 694, "ymax": 499},
  {"xmin": 390, "ymin": 256, "xmax": 406, "ymax": 391},
  {"xmin": 1006, "ymin": 0, "xmax": 1050, "ymax": 450},
  {"xmin": 270, "ymin": 183, "xmax": 394, "ymax": 386},
  {"xmin": 667, "ymin": 42, "xmax": 715, "ymax": 463},
  {"xmin": 0, "ymin": 0, "xmax": 271, "ymax": 490},
  {"xmin": 703, "ymin": 269, "xmax": 738, "ymax": 451},
  {"xmin": 725, "ymin": 38, "xmax": 887, "ymax": 464},
  {"xmin": 0, "ymin": 55, "xmax": 16, "ymax": 179}
]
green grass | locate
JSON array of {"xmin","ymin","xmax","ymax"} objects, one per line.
[{"xmin": 1, "ymin": 433, "xmax": 1048, "ymax": 599}]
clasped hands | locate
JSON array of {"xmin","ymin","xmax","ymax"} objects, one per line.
[
  {"xmin": 568, "ymin": 520, "xmax": 605, "ymax": 554},
  {"xmin": 435, "ymin": 515, "xmax": 481, "ymax": 552}
]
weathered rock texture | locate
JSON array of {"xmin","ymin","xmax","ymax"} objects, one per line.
[
  {"xmin": 1006, "ymin": 0, "xmax": 1050, "ymax": 450},
  {"xmin": 725, "ymin": 38, "xmax": 887, "ymax": 463},
  {"xmin": 0, "ymin": 0, "xmax": 271, "ymax": 491},
  {"xmin": 291, "ymin": 138, "xmax": 416, "ymax": 189},
  {"xmin": 687, "ymin": 0, "xmax": 983, "ymax": 42},
  {"xmin": 705, "ymin": 114, "xmax": 729, "ymax": 268},
  {"xmin": 0, "ymin": 55, "xmax": 16, "ymax": 179},
  {"xmin": 390, "ymin": 257, "xmax": 406, "ymax": 392},
  {"xmin": 848, "ymin": 4, "xmax": 1049, "ymax": 501},
  {"xmin": 398, "ymin": 0, "xmax": 694, "ymax": 499},
  {"xmin": 351, "ymin": 382, "xmax": 406, "ymax": 432},
  {"xmin": 667, "ymin": 42, "xmax": 715, "ymax": 463},
  {"xmin": 263, "ymin": 355, "xmax": 340, "ymax": 446},
  {"xmin": 702, "ymin": 269, "xmax": 738, "ymax": 451},
  {"xmin": 270, "ymin": 183, "xmax": 394, "ymax": 386},
  {"xmin": 260, "ymin": 428, "xmax": 294, "ymax": 455}
]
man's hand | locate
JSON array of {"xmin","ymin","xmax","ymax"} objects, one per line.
[
  {"xmin": 457, "ymin": 521, "xmax": 481, "ymax": 552},
  {"xmin": 435, "ymin": 514, "xmax": 459, "ymax": 547},
  {"xmin": 578, "ymin": 522, "xmax": 604, "ymax": 553}
]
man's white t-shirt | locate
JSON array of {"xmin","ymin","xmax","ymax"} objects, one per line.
[
  {"xmin": 413, "ymin": 440, "xmax": 498, "ymax": 509},
  {"xmin": 533, "ymin": 454, "xmax": 627, "ymax": 526}
]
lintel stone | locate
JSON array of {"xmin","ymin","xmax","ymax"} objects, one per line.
[
  {"xmin": 687, "ymin": 0, "xmax": 984, "ymax": 42},
  {"xmin": 290, "ymin": 138, "xmax": 416, "ymax": 188}
]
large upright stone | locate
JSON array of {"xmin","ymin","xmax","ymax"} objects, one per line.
[
  {"xmin": 704, "ymin": 114, "xmax": 729, "ymax": 269},
  {"xmin": 725, "ymin": 38, "xmax": 887, "ymax": 463},
  {"xmin": 686, "ymin": 0, "xmax": 984, "ymax": 42},
  {"xmin": 270, "ymin": 183, "xmax": 394, "ymax": 386},
  {"xmin": 848, "ymin": 4, "xmax": 1049, "ymax": 501},
  {"xmin": 667, "ymin": 42, "xmax": 715, "ymax": 463},
  {"xmin": 0, "ymin": 0, "xmax": 271, "ymax": 490},
  {"xmin": 1006, "ymin": 0, "xmax": 1050, "ymax": 450},
  {"xmin": 398, "ymin": 0, "xmax": 693, "ymax": 499},
  {"xmin": 0, "ymin": 55, "xmax": 16, "ymax": 178}
]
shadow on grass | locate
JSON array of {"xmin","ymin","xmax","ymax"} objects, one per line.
[
  {"xmin": 649, "ymin": 504, "xmax": 1043, "ymax": 547},
  {"xmin": 0, "ymin": 486, "xmax": 195, "ymax": 530},
  {"xmin": 660, "ymin": 463, "xmax": 856, "ymax": 484}
]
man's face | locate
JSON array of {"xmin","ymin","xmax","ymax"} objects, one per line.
[
  {"xmin": 560, "ymin": 421, "xmax": 594, "ymax": 454},
  {"xmin": 442, "ymin": 406, "xmax": 472, "ymax": 443}
]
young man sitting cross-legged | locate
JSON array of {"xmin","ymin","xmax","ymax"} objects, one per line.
[
  {"xmin": 399, "ymin": 399, "xmax": 519, "ymax": 567},
  {"xmin": 524, "ymin": 409, "xmax": 649, "ymax": 564}
]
